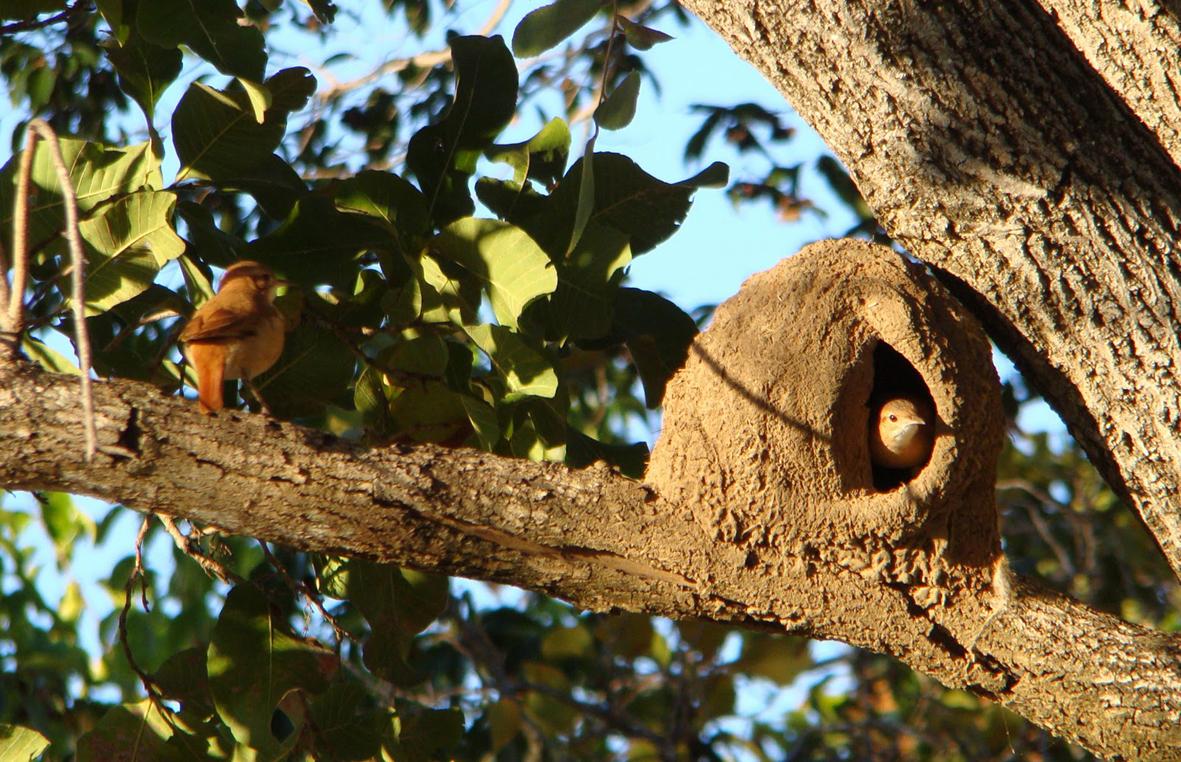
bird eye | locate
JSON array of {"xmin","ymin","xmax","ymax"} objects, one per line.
[{"xmin": 888, "ymin": 414, "xmax": 898, "ymax": 422}]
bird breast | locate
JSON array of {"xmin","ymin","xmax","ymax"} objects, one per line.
[{"xmin": 223, "ymin": 307, "xmax": 286, "ymax": 380}]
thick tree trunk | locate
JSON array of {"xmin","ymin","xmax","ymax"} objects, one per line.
[{"xmin": 677, "ymin": 0, "xmax": 1181, "ymax": 581}]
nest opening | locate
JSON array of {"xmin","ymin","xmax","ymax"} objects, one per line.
[{"xmin": 869, "ymin": 342, "xmax": 936, "ymax": 491}]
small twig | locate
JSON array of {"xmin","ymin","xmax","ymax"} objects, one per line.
[
  {"xmin": 158, "ymin": 515, "xmax": 239, "ymax": 584},
  {"xmin": 0, "ymin": 1, "xmax": 88, "ymax": 35},
  {"xmin": 13, "ymin": 120, "xmax": 97, "ymax": 460},
  {"xmin": 120, "ymin": 516, "xmax": 169, "ymax": 707},
  {"xmin": 258, "ymin": 540, "xmax": 351, "ymax": 646},
  {"xmin": 0, "ymin": 239, "xmax": 10, "ymax": 333},
  {"xmin": 7, "ymin": 132, "xmax": 34, "ymax": 335}
]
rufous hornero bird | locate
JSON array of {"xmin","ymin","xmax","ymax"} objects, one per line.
[
  {"xmin": 869, "ymin": 396, "xmax": 934, "ymax": 470},
  {"xmin": 180, "ymin": 261, "xmax": 289, "ymax": 414}
]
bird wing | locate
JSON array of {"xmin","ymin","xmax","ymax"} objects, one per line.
[{"xmin": 180, "ymin": 306, "xmax": 259, "ymax": 343}]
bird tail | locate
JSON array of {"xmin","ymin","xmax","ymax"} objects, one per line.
[{"xmin": 189, "ymin": 343, "xmax": 226, "ymax": 414}]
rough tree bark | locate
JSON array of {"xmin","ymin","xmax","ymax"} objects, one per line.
[{"xmin": 677, "ymin": 0, "xmax": 1181, "ymax": 583}]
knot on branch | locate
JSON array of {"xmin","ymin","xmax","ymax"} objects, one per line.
[{"xmin": 648, "ymin": 241, "xmax": 1005, "ymax": 575}]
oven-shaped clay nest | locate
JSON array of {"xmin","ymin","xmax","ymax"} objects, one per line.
[{"xmin": 647, "ymin": 240, "xmax": 1004, "ymax": 566}]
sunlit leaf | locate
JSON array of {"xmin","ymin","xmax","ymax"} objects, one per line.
[
  {"xmin": 0, "ymin": 139, "xmax": 159, "ymax": 254},
  {"xmin": 0, "ymin": 724, "xmax": 49, "ymax": 761},
  {"xmin": 547, "ymin": 222, "xmax": 631, "ymax": 342},
  {"xmin": 76, "ymin": 701, "xmax": 179, "ymax": 762},
  {"xmin": 432, "ymin": 217, "xmax": 557, "ymax": 330},
  {"xmin": 74, "ymin": 190, "xmax": 184, "ymax": 314},
  {"xmin": 208, "ymin": 585, "xmax": 333, "ymax": 750},
  {"xmin": 466, "ymin": 323, "xmax": 558, "ymax": 401},
  {"xmin": 511, "ymin": 0, "xmax": 602, "ymax": 57},
  {"xmin": 485, "ymin": 117, "xmax": 571, "ymax": 188}
]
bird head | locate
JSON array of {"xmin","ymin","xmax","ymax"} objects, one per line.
[
  {"xmin": 218, "ymin": 261, "xmax": 290, "ymax": 302},
  {"xmin": 876, "ymin": 397, "xmax": 931, "ymax": 446}
]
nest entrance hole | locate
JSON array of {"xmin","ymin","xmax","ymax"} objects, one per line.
[{"xmin": 870, "ymin": 342, "xmax": 935, "ymax": 491}]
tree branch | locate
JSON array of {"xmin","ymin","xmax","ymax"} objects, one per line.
[{"xmin": 1036, "ymin": 0, "xmax": 1181, "ymax": 170}]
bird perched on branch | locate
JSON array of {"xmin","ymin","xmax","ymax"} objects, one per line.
[
  {"xmin": 869, "ymin": 396, "xmax": 934, "ymax": 470},
  {"xmin": 181, "ymin": 261, "xmax": 289, "ymax": 414}
]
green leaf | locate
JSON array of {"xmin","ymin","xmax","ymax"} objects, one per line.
[
  {"xmin": 335, "ymin": 170, "xmax": 430, "ymax": 257},
  {"xmin": 355, "ymin": 365, "xmax": 395, "ymax": 437},
  {"xmin": 522, "ymin": 662, "xmax": 577, "ymax": 734},
  {"xmin": 0, "ymin": 724, "xmax": 49, "ymax": 761},
  {"xmin": 348, "ymin": 562, "xmax": 448, "ymax": 685},
  {"xmin": 77, "ymin": 702, "xmax": 185, "ymax": 762},
  {"xmin": 95, "ymin": 0, "xmax": 124, "ymax": 38},
  {"xmin": 254, "ymin": 318, "xmax": 356, "ymax": 419},
  {"xmin": 75, "ymin": 190, "xmax": 184, "ymax": 314},
  {"xmin": 0, "ymin": 139, "xmax": 160, "ymax": 255},
  {"xmin": 616, "ymin": 16, "xmax": 673, "ymax": 50},
  {"xmin": 247, "ymin": 195, "xmax": 388, "ymax": 289},
  {"xmin": 387, "ymin": 379, "xmax": 472, "ymax": 443},
  {"xmin": 152, "ymin": 647, "xmax": 216, "ymax": 718},
  {"xmin": 547, "ymin": 222, "xmax": 631, "ymax": 342},
  {"xmin": 308, "ymin": 677, "xmax": 384, "ymax": 760},
  {"xmin": 238, "ymin": 78, "xmax": 271, "ymax": 123},
  {"xmin": 406, "ymin": 35, "xmax": 518, "ymax": 224},
  {"xmin": 543, "ymin": 152, "xmax": 727, "ymax": 255},
  {"xmin": 38, "ymin": 491, "xmax": 95, "ymax": 568},
  {"xmin": 595, "ymin": 70, "xmax": 641, "ymax": 131},
  {"xmin": 487, "ymin": 699, "xmax": 521, "ymax": 752},
  {"xmin": 217, "ymin": 152, "xmax": 308, "ymax": 220},
  {"xmin": 136, "ymin": 0, "xmax": 267, "ymax": 80},
  {"xmin": 540, "ymin": 624, "xmax": 593, "ymax": 660},
  {"xmin": 509, "ymin": 398, "xmax": 567, "ymax": 461},
  {"xmin": 393, "ymin": 703, "xmax": 464, "ymax": 760},
  {"xmin": 737, "ymin": 633, "xmax": 812, "ymax": 684},
  {"xmin": 460, "ymin": 395, "xmax": 500, "ymax": 450},
  {"xmin": 104, "ymin": 30, "xmax": 183, "ymax": 123},
  {"xmin": 388, "ymin": 334, "xmax": 449, "ymax": 376},
  {"xmin": 432, "ymin": 217, "xmax": 557, "ymax": 330},
  {"xmin": 208, "ymin": 585, "xmax": 333, "ymax": 751},
  {"xmin": 567, "ymin": 137, "xmax": 596, "ymax": 255},
  {"xmin": 173, "ymin": 67, "xmax": 315, "ymax": 181},
  {"xmin": 466, "ymin": 324, "xmax": 558, "ymax": 401},
  {"xmin": 816, "ymin": 154, "xmax": 873, "ymax": 220},
  {"xmin": 485, "ymin": 117, "xmax": 571, "ymax": 188},
  {"xmin": 612, "ymin": 288, "xmax": 697, "ymax": 407},
  {"xmin": 511, "ymin": 0, "xmax": 602, "ymax": 57},
  {"xmin": 21, "ymin": 335, "xmax": 79, "ymax": 375}
]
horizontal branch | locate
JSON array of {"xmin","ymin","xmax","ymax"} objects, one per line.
[
  {"xmin": 1, "ymin": 358, "xmax": 1178, "ymax": 757},
  {"xmin": 0, "ymin": 357, "xmax": 708, "ymax": 622}
]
